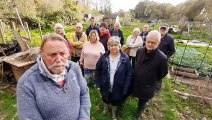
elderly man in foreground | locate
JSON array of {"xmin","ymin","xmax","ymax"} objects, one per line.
[
  {"xmin": 132, "ymin": 30, "xmax": 168, "ymax": 119},
  {"xmin": 17, "ymin": 33, "xmax": 91, "ymax": 120}
]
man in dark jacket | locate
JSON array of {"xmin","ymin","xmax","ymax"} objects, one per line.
[
  {"xmin": 132, "ymin": 30, "xmax": 168, "ymax": 119},
  {"xmin": 140, "ymin": 24, "xmax": 150, "ymax": 47},
  {"xmin": 109, "ymin": 22, "xmax": 124, "ymax": 46},
  {"xmin": 86, "ymin": 17, "xmax": 100, "ymax": 37},
  {"xmin": 159, "ymin": 23, "xmax": 176, "ymax": 58}
]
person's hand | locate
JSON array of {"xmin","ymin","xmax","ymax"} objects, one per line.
[{"xmin": 78, "ymin": 41, "xmax": 83, "ymax": 45}]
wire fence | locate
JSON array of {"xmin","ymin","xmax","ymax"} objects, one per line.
[{"xmin": 168, "ymin": 22, "xmax": 212, "ymax": 78}]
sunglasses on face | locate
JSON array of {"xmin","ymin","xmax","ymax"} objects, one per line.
[
  {"xmin": 76, "ymin": 27, "xmax": 82, "ymax": 29},
  {"xmin": 56, "ymin": 27, "xmax": 63, "ymax": 29}
]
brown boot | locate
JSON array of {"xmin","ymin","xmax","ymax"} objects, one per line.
[
  {"xmin": 103, "ymin": 103, "xmax": 109, "ymax": 114},
  {"xmin": 112, "ymin": 106, "xmax": 117, "ymax": 120}
]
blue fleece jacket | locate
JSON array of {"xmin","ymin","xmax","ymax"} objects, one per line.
[{"xmin": 17, "ymin": 57, "xmax": 91, "ymax": 120}]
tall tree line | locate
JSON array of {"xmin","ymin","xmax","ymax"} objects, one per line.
[{"xmin": 133, "ymin": 0, "xmax": 212, "ymax": 22}]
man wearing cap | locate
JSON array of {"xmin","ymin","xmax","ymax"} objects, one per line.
[
  {"xmin": 109, "ymin": 22, "xmax": 124, "ymax": 46},
  {"xmin": 159, "ymin": 23, "xmax": 175, "ymax": 58},
  {"xmin": 99, "ymin": 22, "xmax": 111, "ymax": 51},
  {"xmin": 86, "ymin": 17, "xmax": 100, "ymax": 37}
]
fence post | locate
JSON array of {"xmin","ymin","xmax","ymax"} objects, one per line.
[
  {"xmin": 199, "ymin": 39, "xmax": 211, "ymax": 71},
  {"xmin": 38, "ymin": 22, "xmax": 43, "ymax": 40},
  {"xmin": 15, "ymin": 7, "xmax": 28, "ymax": 38},
  {"xmin": 25, "ymin": 22, "xmax": 32, "ymax": 46},
  {"xmin": 12, "ymin": 22, "xmax": 16, "ymax": 31},
  {"xmin": 0, "ymin": 19, "xmax": 6, "ymax": 44}
]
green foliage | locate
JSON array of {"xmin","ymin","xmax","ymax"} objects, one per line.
[
  {"xmin": 172, "ymin": 43, "xmax": 212, "ymax": 77},
  {"xmin": 0, "ymin": 0, "xmax": 82, "ymax": 29}
]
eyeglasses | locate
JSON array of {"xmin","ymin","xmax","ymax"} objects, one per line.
[
  {"xmin": 76, "ymin": 27, "xmax": 82, "ymax": 29},
  {"xmin": 56, "ymin": 27, "xmax": 63, "ymax": 29}
]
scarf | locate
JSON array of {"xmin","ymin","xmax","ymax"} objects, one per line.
[
  {"xmin": 100, "ymin": 31, "xmax": 111, "ymax": 40},
  {"xmin": 75, "ymin": 31, "xmax": 83, "ymax": 40}
]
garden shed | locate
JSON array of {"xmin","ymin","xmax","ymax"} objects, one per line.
[{"xmin": 102, "ymin": 14, "xmax": 118, "ymax": 29}]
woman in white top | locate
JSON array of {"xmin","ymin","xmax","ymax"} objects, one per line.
[{"xmin": 126, "ymin": 28, "xmax": 143, "ymax": 68}]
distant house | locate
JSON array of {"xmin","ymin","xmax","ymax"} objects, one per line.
[
  {"xmin": 84, "ymin": 14, "xmax": 91, "ymax": 21},
  {"xmin": 102, "ymin": 14, "xmax": 119, "ymax": 29}
]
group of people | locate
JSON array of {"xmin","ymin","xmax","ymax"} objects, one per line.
[{"xmin": 17, "ymin": 17, "xmax": 176, "ymax": 120}]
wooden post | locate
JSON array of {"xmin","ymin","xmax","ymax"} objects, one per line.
[
  {"xmin": 0, "ymin": 19, "xmax": 6, "ymax": 44},
  {"xmin": 15, "ymin": 8, "xmax": 28, "ymax": 37},
  {"xmin": 25, "ymin": 22, "xmax": 32, "ymax": 46},
  {"xmin": 13, "ymin": 31, "xmax": 29, "ymax": 51},
  {"xmin": 38, "ymin": 22, "xmax": 43, "ymax": 40},
  {"xmin": 12, "ymin": 22, "xmax": 16, "ymax": 31}
]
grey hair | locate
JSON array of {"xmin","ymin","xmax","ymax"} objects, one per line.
[
  {"xmin": 41, "ymin": 33, "xmax": 69, "ymax": 51},
  {"xmin": 107, "ymin": 36, "xmax": 121, "ymax": 47},
  {"xmin": 114, "ymin": 22, "xmax": 120, "ymax": 27},
  {"xmin": 54, "ymin": 23, "xmax": 65, "ymax": 35},
  {"xmin": 133, "ymin": 28, "xmax": 140, "ymax": 33},
  {"xmin": 147, "ymin": 30, "xmax": 161, "ymax": 41},
  {"xmin": 76, "ymin": 23, "xmax": 83, "ymax": 28}
]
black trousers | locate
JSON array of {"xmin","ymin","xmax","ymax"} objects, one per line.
[
  {"xmin": 129, "ymin": 56, "xmax": 136, "ymax": 69},
  {"xmin": 71, "ymin": 56, "xmax": 84, "ymax": 75},
  {"xmin": 71, "ymin": 56, "xmax": 80, "ymax": 63},
  {"xmin": 137, "ymin": 98, "xmax": 150, "ymax": 114}
]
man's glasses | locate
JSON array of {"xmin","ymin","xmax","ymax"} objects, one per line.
[{"xmin": 56, "ymin": 27, "xmax": 63, "ymax": 29}]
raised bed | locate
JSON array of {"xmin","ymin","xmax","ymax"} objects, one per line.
[{"xmin": 3, "ymin": 47, "xmax": 40, "ymax": 81}]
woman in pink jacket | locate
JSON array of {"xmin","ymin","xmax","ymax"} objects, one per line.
[{"xmin": 80, "ymin": 30, "xmax": 105, "ymax": 86}]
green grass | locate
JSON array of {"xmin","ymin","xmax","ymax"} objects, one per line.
[
  {"xmin": 0, "ymin": 77, "xmax": 212, "ymax": 119},
  {"xmin": 172, "ymin": 42, "xmax": 212, "ymax": 77},
  {"xmin": 0, "ymin": 91, "xmax": 17, "ymax": 119}
]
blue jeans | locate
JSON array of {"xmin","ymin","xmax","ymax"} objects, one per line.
[{"xmin": 84, "ymin": 68, "xmax": 95, "ymax": 85}]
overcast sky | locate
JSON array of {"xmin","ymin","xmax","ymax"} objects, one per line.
[{"xmin": 111, "ymin": 0, "xmax": 186, "ymax": 12}]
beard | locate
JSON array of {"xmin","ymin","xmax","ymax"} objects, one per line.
[{"xmin": 47, "ymin": 62, "xmax": 66, "ymax": 75}]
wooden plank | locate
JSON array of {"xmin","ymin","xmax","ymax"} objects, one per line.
[
  {"xmin": 15, "ymin": 8, "xmax": 28, "ymax": 37},
  {"xmin": 13, "ymin": 31, "xmax": 29, "ymax": 51},
  {"xmin": 38, "ymin": 22, "xmax": 43, "ymax": 40},
  {"xmin": 0, "ymin": 19, "xmax": 6, "ymax": 44},
  {"xmin": 25, "ymin": 22, "xmax": 32, "ymax": 46},
  {"xmin": 12, "ymin": 22, "xmax": 16, "ymax": 31}
]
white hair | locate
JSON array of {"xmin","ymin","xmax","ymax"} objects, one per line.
[
  {"xmin": 54, "ymin": 23, "xmax": 65, "ymax": 35},
  {"xmin": 114, "ymin": 22, "xmax": 120, "ymax": 26},
  {"xmin": 76, "ymin": 23, "xmax": 83, "ymax": 28},
  {"xmin": 107, "ymin": 36, "xmax": 121, "ymax": 47},
  {"xmin": 147, "ymin": 30, "xmax": 161, "ymax": 41},
  {"xmin": 54, "ymin": 23, "xmax": 64, "ymax": 29},
  {"xmin": 133, "ymin": 28, "xmax": 140, "ymax": 33}
]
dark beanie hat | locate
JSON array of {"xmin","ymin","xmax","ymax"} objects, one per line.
[{"xmin": 100, "ymin": 22, "xmax": 108, "ymax": 29}]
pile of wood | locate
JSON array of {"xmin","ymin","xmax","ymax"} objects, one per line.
[
  {"xmin": 3, "ymin": 47, "xmax": 40, "ymax": 81},
  {"xmin": 171, "ymin": 67, "xmax": 199, "ymax": 79}
]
